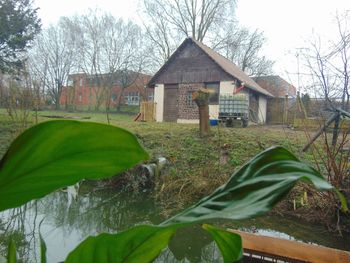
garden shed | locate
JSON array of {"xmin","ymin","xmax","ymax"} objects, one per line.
[
  {"xmin": 253, "ymin": 75, "xmax": 297, "ymax": 124},
  {"xmin": 147, "ymin": 37, "xmax": 273, "ymax": 124}
]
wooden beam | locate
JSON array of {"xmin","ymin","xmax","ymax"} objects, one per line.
[
  {"xmin": 302, "ymin": 113, "xmax": 339, "ymax": 152},
  {"xmin": 229, "ymin": 230, "xmax": 350, "ymax": 263},
  {"xmin": 335, "ymin": 107, "xmax": 350, "ymax": 118}
]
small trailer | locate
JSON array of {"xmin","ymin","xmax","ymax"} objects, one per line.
[{"xmin": 219, "ymin": 93, "xmax": 249, "ymax": 127}]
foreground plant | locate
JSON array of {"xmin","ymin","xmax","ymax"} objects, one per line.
[{"xmin": 0, "ymin": 120, "xmax": 347, "ymax": 262}]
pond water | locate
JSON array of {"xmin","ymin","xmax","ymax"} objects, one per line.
[{"xmin": 1, "ymin": 185, "xmax": 350, "ymax": 263}]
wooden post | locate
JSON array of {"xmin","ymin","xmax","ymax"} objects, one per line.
[
  {"xmin": 302, "ymin": 113, "xmax": 339, "ymax": 152},
  {"xmin": 193, "ymin": 88, "xmax": 212, "ymax": 137},
  {"xmin": 284, "ymin": 94, "xmax": 288, "ymax": 125},
  {"xmin": 332, "ymin": 114, "xmax": 340, "ymax": 146}
]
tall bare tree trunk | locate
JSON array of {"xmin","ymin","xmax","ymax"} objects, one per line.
[{"xmin": 193, "ymin": 88, "xmax": 211, "ymax": 137}]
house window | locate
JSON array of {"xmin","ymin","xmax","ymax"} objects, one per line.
[
  {"xmin": 186, "ymin": 91, "xmax": 195, "ymax": 107},
  {"xmin": 126, "ymin": 92, "xmax": 140, "ymax": 105},
  {"xmin": 78, "ymin": 93, "xmax": 82, "ymax": 102},
  {"xmin": 79, "ymin": 78, "xmax": 83, "ymax": 87},
  {"xmin": 148, "ymin": 93, "xmax": 154, "ymax": 102},
  {"xmin": 205, "ymin": 82, "xmax": 220, "ymax": 104}
]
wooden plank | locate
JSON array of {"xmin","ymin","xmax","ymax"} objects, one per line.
[
  {"xmin": 229, "ymin": 230, "xmax": 350, "ymax": 263},
  {"xmin": 139, "ymin": 101, "xmax": 156, "ymax": 122}
]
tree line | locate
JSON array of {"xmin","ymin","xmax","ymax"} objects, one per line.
[{"xmin": 1, "ymin": 0, "xmax": 276, "ymax": 111}]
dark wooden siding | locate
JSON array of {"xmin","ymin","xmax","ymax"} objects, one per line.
[
  {"xmin": 163, "ymin": 84, "xmax": 179, "ymax": 122},
  {"xmin": 153, "ymin": 42, "xmax": 233, "ymax": 84}
]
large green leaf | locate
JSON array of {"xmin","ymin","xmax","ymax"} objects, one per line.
[
  {"xmin": 0, "ymin": 121, "xmax": 343, "ymax": 263},
  {"xmin": 65, "ymin": 146, "xmax": 342, "ymax": 263},
  {"xmin": 202, "ymin": 224, "xmax": 242, "ymax": 263},
  {"xmin": 162, "ymin": 146, "xmax": 341, "ymax": 224},
  {"xmin": 65, "ymin": 225, "xmax": 178, "ymax": 263},
  {"xmin": 7, "ymin": 239, "xmax": 17, "ymax": 263},
  {"xmin": 40, "ymin": 234, "xmax": 47, "ymax": 263},
  {"xmin": 0, "ymin": 120, "xmax": 149, "ymax": 212}
]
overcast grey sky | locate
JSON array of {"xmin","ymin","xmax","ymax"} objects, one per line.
[{"xmin": 34, "ymin": 0, "xmax": 350, "ymax": 89}]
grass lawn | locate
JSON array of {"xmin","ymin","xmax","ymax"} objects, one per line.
[
  {"xmin": 0, "ymin": 107, "xmax": 334, "ymax": 223},
  {"xmin": 2, "ymin": 106, "xmax": 350, "ymax": 234}
]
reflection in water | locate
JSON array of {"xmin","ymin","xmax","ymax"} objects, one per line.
[
  {"xmin": 0, "ymin": 185, "xmax": 350, "ymax": 263},
  {"xmin": 0, "ymin": 204, "xmax": 40, "ymax": 263}
]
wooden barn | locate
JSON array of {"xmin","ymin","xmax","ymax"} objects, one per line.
[{"xmin": 147, "ymin": 37, "xmax": 273, "ymax": 124}]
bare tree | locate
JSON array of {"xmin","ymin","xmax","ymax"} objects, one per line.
[
  {"xmin": 100, "ymin": 16, "xmax": 149, "ymax": 115},
  {"xmin": 71, "ymin": 10, "xmax": 108, "ymax": 111},
  {"xmin": 142, "ymin": 1, "xmax": 184, "ymax": 69},
  {"xmin": 212, "ymin": 26, "xmax": 274, "ymax": 76},
  {"xmin": 142, "ymin": 0, "xmax": 273, "ymax": 76},
  {"xmin": 0, "ymin": 71, "xmax": 35, "ymax": 131},
  {"xmin": 303, "ymin": 11, "xmax": 350, "ymax": 110},
  {"xmin": 144, "ymin": 0, "xmax": 235, "ymax": 41},
  {"xmin": 29, "ymin": 18, "xmax": 77, "ymax": 109},
  {"xmin": 69, "ymin": 10, "xmax": 150, "ymax": 113},
  {"xmin": 302, "ymin": 11, "xmax": 350, "ymax": 145},
  {"xmin": 142, "ymin": 0, "xmax": 236, "ymax": 68}
]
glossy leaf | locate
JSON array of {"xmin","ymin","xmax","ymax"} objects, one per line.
[
  {"xmin": 65, "ymin": 146, "xmax": 340, "ymax": 263},
  {"xmin": 202, "ymin": 224, "xmax": 242, "ymax": 263},
  {"xmin": 0, "ymin": 121, "xmax": 342, "ymax": 263},
  {"xmin": 40, "ymin": 234, "xmax": 47, "ymax": 263},
  {"xmin": 0, "ymin": 120, "xmax": 149, "ymax": 212},
  {"xmin": 7, "ymin": 239, "xmax": 17, "ymax": 263},
  {"xmin": 163, "ymin": 146, "xmax": 339, "ymax": 225},
  {"xmin": 65, "ymin": 225, "xmax": 179, "ymax": 263}
]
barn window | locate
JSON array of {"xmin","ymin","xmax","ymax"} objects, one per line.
[
  {"xmin": 205, "ymin": 82, "xmax": 220, "ymax": 104},
  {"xmin": 126, "ymin": 92, "xmax": 140, "ymax": 105},
  {"xmin": 186, "ymin": 91, "xmax": 195, "ymax": 107}
]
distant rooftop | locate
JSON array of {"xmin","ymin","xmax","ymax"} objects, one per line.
[{"xmin": 253, "ymin": 75, "xmax": 297, "ymax": 98}]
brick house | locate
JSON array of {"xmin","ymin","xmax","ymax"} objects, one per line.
[
  {"xmin": 253, "ymin": 75, "xmax": 297, "ymax": 124},
  {"xmin": 60, "ymin": 71, "xmax": 153, "ymax": 109},
  {"xmin": 147, "ymin": 37, "xmax": 273, "ymax": 123}
]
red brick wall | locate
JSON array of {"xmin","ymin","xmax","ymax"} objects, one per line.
[
  {"xmin": 177, "ymin": 83, "xmax": 201, "ymax": 119},
  {"xmin": 60, "ymin": 73, "xmax": 153, "ymax": 107}
]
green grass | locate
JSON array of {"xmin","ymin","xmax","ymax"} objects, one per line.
[{"xmin": 0, "ymin": 108, "xmax": 319, "ymax": 216}]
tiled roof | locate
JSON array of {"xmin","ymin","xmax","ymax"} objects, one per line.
[
  {"xmin": 190, "ymin": 38, "xmax": 273, "ymax": 97},
  {"xmin": 253, "ymin": 75, "xmax": 297, "ymax": 98}
]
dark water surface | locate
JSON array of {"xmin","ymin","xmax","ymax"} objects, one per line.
[{"xmin": 0, "ymin": 186, "xmax": 349, "ymax": 263}]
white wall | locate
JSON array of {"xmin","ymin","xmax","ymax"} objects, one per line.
[
  {"xmin": 209, "ymin": 81, "xmax": 235, "ymax": 119},
  {"xmin": 177, "ymin": 119, "xmax": 199, "ymax": 124},
  {"xmin": 154, "ymin": 84, "xmax": 164, "ymax": 122},
  {"xmin": 258, "ymin": 95, "xmax": 267, "ymax": 123},
  {"xmin": 209, "ymin": 105, "xmax": 219, "ymax": 119},
  {"xmin": 220, "ymin": 81, "xmax": 236, "ymax": 94}
]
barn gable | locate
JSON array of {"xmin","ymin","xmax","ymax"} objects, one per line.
[{"xmin": 148, "ymin": 39, "xmax": 233, "ymax": 85}]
